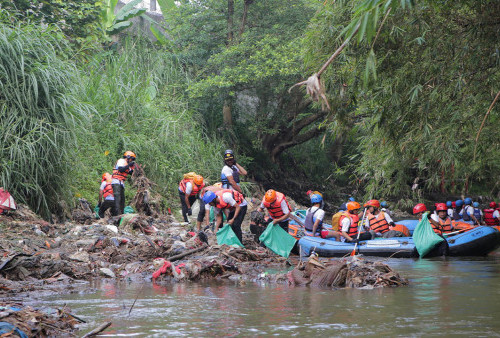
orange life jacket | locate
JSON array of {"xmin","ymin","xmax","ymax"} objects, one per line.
[
  {"xmin": 215, "ymin": 189, "xmax": 244, "ymax": 210},
  {"xmin": 339, "ymin": 212, "xmax": 359, "ymax": 237},
  {"xmin": 261, "ymin": 192, "xmax": 290, "ymax": 220},
  {"xmin": 483, "ymin": 209, "xmax": 500, "ymax": 226},
  {"xmin": 102, "ymin": 180, "xmax": 113, "ymax": 199},
  {"xmin": 178, "ymin": 179, "xmax": 205, "ymax": 196},
  {"xmin": 112, "ymin": 160, "xmax": 133, "ymax": 182},
  {"xmin": 432, "ymin": 216, "xmax": 453, "ymax": 235},
  {"xmin": 367, "ymin": 211, "xmax": 390, "ymax": 234}
]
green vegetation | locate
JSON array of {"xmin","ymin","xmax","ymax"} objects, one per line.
[{"xmin": 1, "ymin": 0, "xmax": 499, "ymax": 218}]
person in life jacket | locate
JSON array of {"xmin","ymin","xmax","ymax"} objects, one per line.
[
  {"xmin": 483, "ymin": 201, "xmax": 500, "ymax": 226},
  {"xmin": 430, "ymin": 203, "xmax": 455, "ymax": 235},
  {"xmin": 471, "ymin": 202, "xmax": 484, "ymax": 225},
  {"xmin": 446, "ymin": 201, "xmax": 453, "ymax": 218},
  {"xmin": 306, "ymin": 190, "xmax": 324, "ymax": 209},
  {"xmin": 98, "ymin": 173, "xmax": 115, "ymax": 218},
  {"xmin": 221, "ymin": 149, "xmax": 247, "ymax": 195},
  {"xmin": 304, "ymin": 194, "xmax": 340, "ymax": 240},
  {"xmin": 380, "ymin": 201, "xmax": 393, "ymax": 217},
  {"xmin": 363, "ymin": 200, "xmax": 404, "ymax": 238},
  {"xmin": 258, "ymin": 189, "xmax": 291, "ymax": 231},
  {"xmin": 178, "ymin": 174, "xmax": 205, "ymax": 223},
  {"xmin": 111, "ymin": 151, "xmax": 136, "ymax": 216},
  {"xmin": 452, "ymin": 199, "xmax": 464, "ymax": 220},
  {"xmin": 413, "ymin": 203, "xmax": 445, "ymax": 231},
  {"xmin": 339, "ymin": 201, "xmax": 373, "ymax": 243},
  {"xmin": 197, "ymin": 184, "xmax": 223, "ymax": 231},
  {"xmin": 203, "ymin": 189, "xmax": 246, "ymax": 243},
  {"xmin": 460, "ymin": 197, "xmax": 480, "ymax": 224}
]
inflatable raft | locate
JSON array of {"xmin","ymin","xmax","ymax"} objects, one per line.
[
  {"xmin": 290, "ymin": 211, "xmax": 500, "ymax": 258},
  {"xmin": 297, "ymin": 226, "xmax": 500, "ymax": 258}
]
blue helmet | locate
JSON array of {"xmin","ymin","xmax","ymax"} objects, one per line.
[
  {"xmin": 381, "ymin": 201, "xmax": 388, "ymax": 208},
  {"xmin": 446, "ymin": 201, "xmax": 452, "ymax": 207},
  {"xmin": 339, "ymin": 203, "xmax": 347, "ymax": 211},
  {"xmin": 203, "ymin": 191, "xmax": 216, "ymax": 204},
  {"xmin": 311, "ymin": 194, "xmax": 322, "ymax": 204},
  {"xmin": 464, "ymin": 197, "xmax": 472, "ymax": 205},
  {"xmin": 473, "ymin": 202, "xmax": 479, "ymax": 208},
  {"xmin": 349, "ymin": 197, "xmax": 355, "ymax": 202},
  {"xmin": 456, "ymin": 200, "xmax": 464, "ymax": 207}
]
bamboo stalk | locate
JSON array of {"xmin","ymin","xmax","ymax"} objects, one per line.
[{"xmin": 82, "ymin": 322, "xmax": 112, "ymax": 338}]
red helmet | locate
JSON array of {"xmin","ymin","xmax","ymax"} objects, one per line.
[
  {"xmin": 489, "ymin": 201, "xmax": 497, "ymax": 208},
  {"xmin": 364, "ymin": 199, "xmax": 380, "ymax": 208},
  {"xmin": 452, "ymin": 201, "xmax": 456, "ymax": 208},
  {"xmin": 413, "ymin": 203, "xmax": 427, "ymax": 214},
  {"xmin": 436, "ymin": 203, "xmax": 447, "ymax": 211}
]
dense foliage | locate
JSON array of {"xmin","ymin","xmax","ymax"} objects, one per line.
[
  {"xmin": 303, "ymin": 0, "xmax": 500, "ymax": 205},
  {"xmin": 0, "ymin": 24, "xmax": 90, "ymax": 218}
]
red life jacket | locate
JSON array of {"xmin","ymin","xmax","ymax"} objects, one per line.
[
  {"xmin": 215, "ymin": 189, "xmax": 244, "ymax": 210},
  {"xmin": 339, "ymin": 212, "xmax": 359, "ymax": 237},
  {"xmin": 112, "ymin": 160, "xmax": 133, "ymax": 182},
  {"xmin": 261, "ymin": 192, "xmax": 290, "ymax": 220},
  {"xmin": 102, "ymin": 180, "xmax": 113, "ymax": 199},
  {"xmin": 483, "ymin": 209, "xmax": 500, "ymax": 226},
  {"xmin": 178, "ymin": 179, "xmax": 205, "ymax": 196},
  {"xmin": 432, "ymin": 216, "xmax": 452, "ymax": 235},
  {"xmin": 368, "ymin": 212, "xmax": 390, "ymax": 234}
]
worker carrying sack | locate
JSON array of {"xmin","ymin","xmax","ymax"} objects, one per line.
[
  {"xmin": 413, "ymin": 212, "xmax": 445, "ymax": 257},
  {"xmin": 216, "ymin": 224, "xmax": 244, "ymax": 248},
  {"xmin": 259, "ymin": 222, "xmax": 297, "ymax": 258}
]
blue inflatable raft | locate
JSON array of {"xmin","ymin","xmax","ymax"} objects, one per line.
[{"xmin": 291, "ymin": 211, "xmax": 500, "ymax": 258}]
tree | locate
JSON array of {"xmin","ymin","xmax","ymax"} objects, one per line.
[{"xmin": 302, "ymin": 0, "xmax": 500, "ymax": 201}]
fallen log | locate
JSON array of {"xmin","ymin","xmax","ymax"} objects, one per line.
[
  {"xmin": 82, "ymin": 321, "xmax": 112, "ymax": 337},
  {"xmin": 168, "ymin": 244, "xmax": 208, "ymax": 262}
]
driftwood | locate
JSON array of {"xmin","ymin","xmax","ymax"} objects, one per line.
[
  {"xmin": 168, "ymin": 244, "xmax": 208, "ymax": 262},
  {"xmin": 82, "ymin": 321, "xmax": 112, "ymax": 338}
]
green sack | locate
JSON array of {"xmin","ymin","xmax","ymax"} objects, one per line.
[
  {"xmin": 209, "ymin": 206, "xmax": 226, "ymax": 222},
  {"xmin": 124, "ymin": 206, "xmax": 134, "ymax": 214},
  {"xmin": 413, "ymin": 212, "xmax": 445, "ymax": 257},
  {"xmin": 259, "ymin": 222, "xmax": 297, "ymax": 258},
  {"xmin": 94, "ymin": 206, "xmax": 100, "ymax": 219},
  {"xmin": 216, "ymin": 224, "xmax": 244, "ymax": 248}
]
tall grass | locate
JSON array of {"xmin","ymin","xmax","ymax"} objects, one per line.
[
  {"xmin": 72, "ymin": 38, "xmax": 225, "ymax": 206},
  {"xmin": 0, "ymin": 23, "xmax": 91, "ymax": 218}
]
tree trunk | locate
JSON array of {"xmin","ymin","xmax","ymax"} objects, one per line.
[
  {"xmin": 239, "ymin": 0, "xmax": 253, "ymax": 37},
  {"xmin": 227, "ymin": 0, "xmax": 234, "ymax": 43},
  {"xmin": 223, "ymin": 98, "xmax": 233, "ymax": 126}
]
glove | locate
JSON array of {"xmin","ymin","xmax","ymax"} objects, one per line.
[
  {"xmin": 350, "ymin": 238, "xmax": 359, "ymax": 244},
  {"xmin": 427, "ymin": 213, "xmax": 432, "ymax": 219},
  {"xmin": 128, "ymin": 161, "xmax": 135, "ymax": 167},
  {"xmin": 97, "ymin": 202, "xmax": 102, "ymax": 208},
  {"xmin": 187, "ymin": 208, "xmax": 192, "ymax": 216}
]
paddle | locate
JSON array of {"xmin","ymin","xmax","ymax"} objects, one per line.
[
  {"xmin": 443, "ymin": 228, "xmax": 470, "ymax": 237},
  {"xmin": 351, "ymin": 207, "xmax": 367, "ymax": 256}
]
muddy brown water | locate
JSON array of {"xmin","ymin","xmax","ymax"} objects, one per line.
[{"xmin": 31, "ymin": 251, "xmax": 500, "ymax": 336}]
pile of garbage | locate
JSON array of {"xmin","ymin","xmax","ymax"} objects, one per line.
[
  {"xmin": 287, "ymin": 255, "xmax": 408, "ymax": 288},
  {"xmin": 0, "ymin": 302, "xmax": 78, "ymax": 337},
  {"xmin": 0, "ymin": 199, "xmax": 409, "ymax": 301}
]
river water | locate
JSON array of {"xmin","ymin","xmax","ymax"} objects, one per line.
[{"xmin": 33, "ymin": 251, "xmax": 500, "ymax": 336}]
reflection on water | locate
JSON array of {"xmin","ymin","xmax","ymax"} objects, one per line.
[{"xmin": 33, "ymin": 253, "xmax": 500, "ymax": 336}]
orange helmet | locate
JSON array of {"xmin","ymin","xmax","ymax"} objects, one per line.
[
  {"xmin": 265, "ymin": 189, "xmax": 277, "ymax": 203},
  {"xmin": 364, "ymin": 199, "xmax": 380, "ymax": 208},
  {"xmin": 413, "ymin": 203, "xmax": 427, "ymax": 214},
  {"xmin": 102, "ymin": 172, "xmax": 111, "ymax": 182},
  {"xmin": 193, "ymin": 175, "xmax": 204, "ymax": 186},
  {"xmin": 346, "ymin": 201, "xmax": 361, "ymax": 211},
  {"xmin": 124, "ymin": 151, "xmax": 136, "ymax": 159}
]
